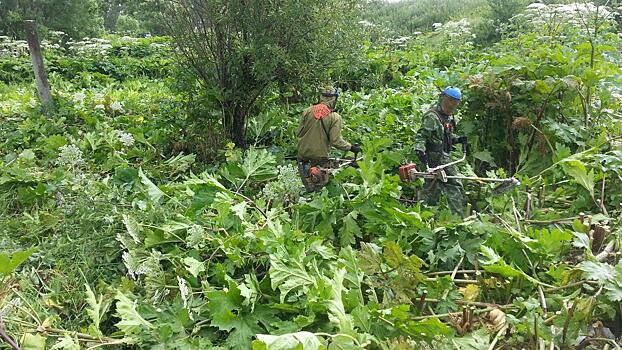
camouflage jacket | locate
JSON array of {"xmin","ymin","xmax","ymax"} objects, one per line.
[{"xmin": 413, "ymin": 105, "xmax": 456, "ymax": 167}]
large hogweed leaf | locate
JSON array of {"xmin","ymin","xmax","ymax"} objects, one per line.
[
  {"xmin": 579, "ymin": 261, "xmax": 616, "ymax": 281},
  {"xmin": 114, "ymin": 291, "xmax": 155, "ymax": 335},
  {"xmin": 269, "ymin": 250, "xmax": 318, "ymax": 303},
  {"xmin": 324, "ymin": 269, "xmax": 355, "ymax": 335},
  {"xmin": 338, "ymin": 247, "xmax": 365, "ymax": 304},
  {"xmin": 138, "ymin": 168, "xmax": 165, "ymax": 203},
  {"xmin": 85, "ymin": 284, "xmax": 111, "ymax": 336},
  {"xmin": 221, "ymin": 147, "xmax": 276, "ymax": 191},
  {"xmin": 207, "ymin": 281, "xmax": 265, "ymax": 349}
]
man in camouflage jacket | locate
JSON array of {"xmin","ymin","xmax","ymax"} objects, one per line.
[{"xmin": 413, "ymin": 87, "xmax": 467, "ymax": 216}]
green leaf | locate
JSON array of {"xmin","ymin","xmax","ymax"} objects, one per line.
[
  {"xmin": 579, "ymin": 261, "xmax": 616, "ymax": 281},
  {"xmin": 604, "ymin": 265, "xmax": 622, "ymax": 302},
  {"xmin": 531, "ymin": 228, "xmax": 573, "ymax": 255},
  {"xmin": 339, "ymin": 211, "xmax": 361, "ymax": 247},
  {"xmin": 483, "ymin": 260, "xmax": 526, "ymax": 278},
  {"xmin": 19, "ymin": 149, "xmax": 36, "ymax": 160},
  {"xmin": 231, "ymin": 201, "xmax": 247, "ymax": 220},
  {"xmin": 85, "ymin": 284, "xmax": 104, "ymax": 334},
  {"xmin": 114, "ymin": 167, "xmax": 138, "ymax": 185},
  {"xmin": 222, "ymin": 147, "xmax": 276, "ymax": 190},
  {"xmin": 239, "ymin": 273, "xmax": 261, "ymax": 309},
  {"xmin": 43, "ymin": 134, "xmax": 68, "ymax": 152},
  {"xmin": 473, "ymin": 150, "xmax": 496, "ymax": 166},
  {"xmin": 239, "ymin": 148, "xmax": 276, "ymax": 180},
  {"xmin": 225, "ymin": 316, "xmax": 264, "ymax": 349},
  {"xmin": 207, "ymin": 284, "xmax": 263, "ymax": 349},
  {"xmin": 572, "ymin": 219, "xmax": 589, "ymax": 234},
  {"xmin": 581, "ymin": 67, "xmax": 600, "ymax": 87},
  {"xmin": 324, "ymin": 269, "xmax": 354, "ymax": 335},
  {"xmin": 561, "ymin": 160, "xmax": 595, "ymax": 199},
  {"xmin": 122, "ymin": 214, "xmax": 142, "ymax": 245},
  {"xmin": 50, "ymin": 335, "xmax": 80, "ymax": 350},
  {"xmin": 450, "ymin": 329, "xmax": 491, "ymax": 349},
  {"xmin": 401, "ymin": 318, "xmax": 453, "ymax": 341},
  {"xmin": 253, "ymin": 332, "xmax": 324, "ymax": 350},
  {"xmin": 351, "ymin": 305, "xmax": 371, "ymax": 333},
  {"xmin": 114, "ymin": 291, "xmax": 155, "ymax": 334},
  {"xmin": 138, "ymin": 168, "xmax": 165, "ymax": 203},
  {"xmin": 479, "ymin": 246, "xmax": 500, "ymax": 265},
  {"xmin": 0, "ymin": 247, "xmax": 35, "ymax": 276},
  {"xmin": 183, "ymin": 257, "xmax": 206, "ymax": 278},
  {"xmin": 269, "ymin": 252, "xmax": 317, "ymax": 303},
  {"xmin": 339, "ymin": 247, "xmax": 364, "ymax": 304},
  {"xmin": 327, "ymin": 335, "xmax": 360, "ymax": 350},
  {"xmin": 534, "ymin": 79, "xmax": 552, "ymax": 94},
  {"xmin": 357, "ymin": 243, "xmax": 382, "ymax": 275},
  {"xmin": 572, "ymin": 232, "xmax": 590, "ymax": 250},
  {"xmin": 184, "ymin": 172, "xmax": 227, "ymax": 191},
  {"xmin": 385, "ymin": 242, "xmax": 425, "ymax": 272},
  {"xmin": 21, "ymin": 334, "xmax": 46, "ymax": 350},
  {"xmin": 553, "ymin": 143, "xmax": 572, "ymax": 163}
]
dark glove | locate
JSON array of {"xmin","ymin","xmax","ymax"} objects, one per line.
[
  {"xmin": 350, "ymin": 143, "xmax": 362, "ymax": 154},
  {"xmin": 416, "ymin": 150, "xmax": 428, "ymax": 167},
  {"xmin": 453, "ymin": 136, "xmax": 469, "ymax": 155}
]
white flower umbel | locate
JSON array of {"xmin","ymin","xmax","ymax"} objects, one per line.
[
  {"xmin": 110, "ymin": 101, "xmax": 125, "ymax": 114},
  {"xmin": 73, "ymin": 92, "xmax": 86, "ymax": 103},
  {"xmin": 57, "ymin": 144, "xmax": 84, "ymax": 168},
  {"xmin": 262, "ymin": 164, "xmax": 301, "ymax": 204},
  {"xmin": 93, "ymin": 92, "xmax": 105, "ymax": 101},
  {"xmin": 117, "ymin": 130, "xmax": 135, "ymax": 147}
]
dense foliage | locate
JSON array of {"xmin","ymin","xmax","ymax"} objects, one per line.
[
  {"xmin": 1, "ymin": 1, "xmax": 622, "ymax": 350},
  {"xmin": 162, "ymin": 0, "xmax": 361, "ymax": 147}
]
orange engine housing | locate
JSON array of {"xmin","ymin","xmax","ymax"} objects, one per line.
[{"xmin": 399, "ymin": 163, "xmax": 417, "ymax": 182}]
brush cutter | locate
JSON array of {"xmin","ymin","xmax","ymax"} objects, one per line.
[
  {"xmin": 285, "ymin": 150, "xmax": 362, "ymax": 170},
  {"xmin": 399, "ymin": 148, "xmax": 520, "ymax": 193}
]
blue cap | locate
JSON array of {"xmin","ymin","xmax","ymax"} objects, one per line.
[{"xmin": 442, "ymin": 87, "xmax": 462, "ymax": 100}]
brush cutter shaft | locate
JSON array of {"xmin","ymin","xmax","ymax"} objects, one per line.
[
  {"xmin": 410, "ymin": 171, "xmax": 517, "ymax": 183},
  {"xmin": 408, "ymin": 168, "xmax": 520, "ymax": 189},
  {"xmin": 426, "ymin": 155, "xmax": 466, "ymax": 173}
]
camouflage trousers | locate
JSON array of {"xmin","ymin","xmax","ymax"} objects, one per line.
[{"xmin": 420, "ymin": 165, "xmax": 465, "ymax": 216}]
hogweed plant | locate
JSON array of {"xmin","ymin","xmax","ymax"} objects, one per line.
[{"xmin": 57, "ymin": 144, "xmax": 84, "ymax": 170}]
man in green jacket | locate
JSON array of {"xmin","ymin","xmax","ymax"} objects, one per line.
[
  {"xmin": 296, "ymin": 87, "xmax": 361, "ymax": 192},
  {"xmin": 413, "ymin": 87, "xmax": 467, "ymax": 216}
]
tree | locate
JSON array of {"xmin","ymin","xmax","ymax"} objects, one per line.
[
  {"xmin": 162, "ymin": 0, "xmax": 361, "ymax": 147},
  {"xmin": 0, "ymin": 0, "xmax": 103, "ymax": 39},
  {"xmin": 474, "ymin": 0, "xmax": 529, "ymax": 44}
]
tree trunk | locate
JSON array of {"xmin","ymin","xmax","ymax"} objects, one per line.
[
  {"xmin": 104, "ymin": 1, "xmax": 124, "ymax": 32},
  {"xmin": 223, "ymin": 105, "xmax": 248, "ymax": 149},
  {"xmin": 24, "ymin": 20, "xmax": 54, "ymax": 113}
]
